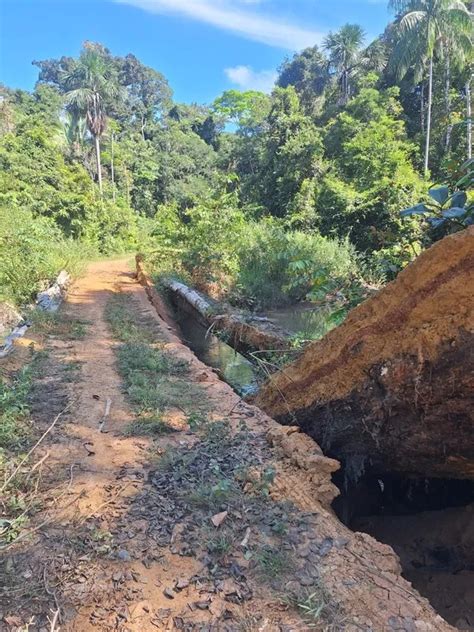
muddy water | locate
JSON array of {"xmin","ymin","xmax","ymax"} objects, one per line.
[
  {"xmin": 176, "ymin": 311, "xmax": 259, "ymax": 397},
  {"xmin": 175, "ymin": 303, "xmax": 339, "ymax": 397}
]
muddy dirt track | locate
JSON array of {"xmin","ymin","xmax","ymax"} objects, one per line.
[{"xmin": 0, "ymin": 260, "xmax": 454, "ymax": 631}]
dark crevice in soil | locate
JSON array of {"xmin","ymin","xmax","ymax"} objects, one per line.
[{"xmin": 332, "ymin": 465, "xmax": 474, "ymax": 630}]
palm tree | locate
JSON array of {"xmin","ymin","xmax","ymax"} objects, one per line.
[
  {"xmin": 324, "ymin": 24, "xmax": 366, "ymax": 102},
  {"xmin": 389, "ymin": 0, "xmax": 473, "ymax": 176},
  {"xmin": 63, "ymin": 45, "xmax": 120, "ymax": 196}
]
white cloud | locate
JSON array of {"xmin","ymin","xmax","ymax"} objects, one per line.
[
  {"xmin": 113, "ymin": 0, "xmax": 323, "ymax": 50},
  {"xmin": 225, "ymin": 65, "xmax": 277, "ymax": 92}
]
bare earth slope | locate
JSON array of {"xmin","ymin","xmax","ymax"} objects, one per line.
[
  {"xmin": 257, "ymin": 228, "xmax": 474, "ymax": 480},
  {"xmin": 1, "ymin": 259, "xmax": 454, "ymax": 631}
]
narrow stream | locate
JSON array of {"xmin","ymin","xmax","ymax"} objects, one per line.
[
  {"xmin": 176, "ymin": 311, "xmax": 259, "ymax": 397},
  {"xmin": 265, "ymin": 301, "xmax": 337, "ymax": 340},
  {"xmin": 175, "ymin": 302, "xmax": 338, "ymax": 397}
]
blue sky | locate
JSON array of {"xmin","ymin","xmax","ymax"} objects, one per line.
[{"xmin": 0, "ymin": 0, "xmax": 392, "ymax": 104}]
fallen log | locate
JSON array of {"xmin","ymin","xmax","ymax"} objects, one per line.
[
  {"xmin": 136, "ymin": 256, "xmax": 290, "ymax": 353},
  {"xmin": 256, "ymin": 228, "xmax": 474, "ymax": 480}
]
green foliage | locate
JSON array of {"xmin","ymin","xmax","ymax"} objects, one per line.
[
  {"xmin": 150, "ymin": 189, "xmax": 246, "ymax": 284},
  {"xmin": 0, "ymin": 364, "xmax": 34, "ymax": 451},
  {"xmin": 2, "ymin": 28, "xmax": 470, "ymax": 313},
  {"xmin": 316, "ymin": 86, "xmax": 425, "ymax": 252},
  {"xmin": 0, "ymin": 205, "xmax": 90, "ymax": 305},
  {"xmin": 401, "ymin": 158, "xmax": 474, "ymax": 234},
  {"xmin": 235, "ymin": 220, "xmax": 360, "ymax": 308}
]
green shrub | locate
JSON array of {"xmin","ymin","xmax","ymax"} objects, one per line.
[
  {"xmin": 0, "ymin": 205, "xmax": 92, "ymax": 305},
  {"xmin": 235, "ymin": 219, "xmax": 360, "ymax": 308}
]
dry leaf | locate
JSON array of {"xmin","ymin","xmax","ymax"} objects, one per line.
[{"xmin": 211, "ymin": 511, "xmax": 228, "ymax": 528}]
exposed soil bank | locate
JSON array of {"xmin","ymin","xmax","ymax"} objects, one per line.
[{"xmin": 256, "ymin": 228, "xmax": 474, "ymax": 481}]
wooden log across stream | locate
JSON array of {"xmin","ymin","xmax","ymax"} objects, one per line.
[{"xmin": 136, "ymin": 255, "xmax": 290, "ymax": 354}]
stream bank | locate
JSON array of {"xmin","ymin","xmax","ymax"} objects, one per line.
[
  {"xmin": 255, "ymin": 228, "xmax": 474, "ymax": 629},
  {"xmin": 133, "ymin": 257, "xmax": 470, "ymax": 630}
]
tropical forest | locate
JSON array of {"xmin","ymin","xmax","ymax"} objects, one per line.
[{"xmin": 0, "ymin": 0, "xmax": 473, "ymax": 630}]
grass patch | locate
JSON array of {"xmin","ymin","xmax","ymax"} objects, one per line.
[
  {"xmin": 28, "ymin": 309, "xmax": 90, "ymax": 340},
  {"xmin": 290, "ymin": 586, "xmax": 345, "ymax": 630},
  {"xmin": 124, "ymin": 414, "xmax": 176, "ymax": 437},
  {"xmin": 185, "ymin": 477, "xmax": 239, "ymax": 510},
  {"xmin": 0, "ymin": 362, "xmax": 36, "ymax": 451},
  {"xmin": 117, "ymin": 342, "xmax": 203, "ymax": 414},
  {"xmin": 255, "ymin": 546, "xmax": 292, "ymax": 581},
  {"xmin": 0, "ymin": 352, "xmax": 45, "ymax": 544},
  {"xmin": 105, "ymin": 293, "xmax": 156, "ymax": 343},
  {"xmin": 105, "ymin": 295, "xmax": 207, "ymax": 422}
]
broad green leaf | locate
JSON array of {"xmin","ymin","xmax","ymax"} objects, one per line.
[
  {"xmin": 442, "ymin": 207, "xmax": 467, "ymax": 219},
  {"xmin": 400, "ymin": 203, "xmax": 427, "ymax": 217},
  {"xmin": 427, "ymin": 217, "xmax": 446, "ymax": 228},
  {"xmin": 450, "ymin": 191, "xmax": 467, "ymax": 208},
  {"xmin": 428, "ymin": 186, "xmax": 449, "ymax": 205}
]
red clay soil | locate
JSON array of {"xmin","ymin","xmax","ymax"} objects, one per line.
[
  {"xmin": 256, "ymin": 228, "xmax": 474, "ymax": 480},
  {"xmin": 0, "ymin": 259, "xmax": 455, "ymax": 631}
]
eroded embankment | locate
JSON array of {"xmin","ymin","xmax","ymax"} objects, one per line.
[
  {"xmin": 256, "ymin": 228, "xmax": 474, "ymax": 481},
  {"xmin": 135, "ymin": 262, "xmax": 455, "ymax": 631}
]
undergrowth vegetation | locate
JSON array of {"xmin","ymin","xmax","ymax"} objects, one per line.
[
  {"xmin": 105, "ymin": 293, "xmax": 207, "ymax": 435},
  {"xmin": 0, "ymin": 350, "xmax": 44, "ymax": 544}
]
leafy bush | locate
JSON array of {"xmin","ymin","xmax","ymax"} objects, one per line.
[
  {"xmin": 401, "ymin": 159, "xmax": 474, "ymax": 236},
  {"xmin": 0, "ymin": 205, "xmax": 91, "ymax": 305},
  {"xmin": 235, "ymin": 219, "xmax": 360, "ymax": 308}
]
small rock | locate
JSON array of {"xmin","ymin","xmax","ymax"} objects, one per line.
[
  {"xmin": 211, "ymin": 511, "xmax": 228, "ymax": 528},
  {"xmin": 163, "ymin": 587, "xmax": 175, "ymax": 599},
  {"xmin": 319, "ymin": 537, "xmax": 334, "ymax": 557},
  {"xmin": 117, "ymin": 549, "xmax": 131, "ymax": 562},
  {"xmin": 299, "ymin": 576, "xmax": 315, "ymax": 587},
  {"xmin": 194, "ymin": 601, "xmax": 210, "ymax": 610},
  {"xmin": 175, "ymin": 578, "xmax": 190, "ymax": 590}
]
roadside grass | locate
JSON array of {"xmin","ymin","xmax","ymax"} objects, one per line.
[
  {"xmin": 0, "ymin": 352, "xmax": 44, "ymax": 544},
  {"xmin": 0, "ymin": 360, "xmax": 37, "ymax": 452},
  {"xmin": 28, "ymin": 309, "xmax": 90, "ymax": 340},
  {"xmin": 105, "ymin": 293, "xmax": 156, "ymax": 343},
  {"xmin": 105, "ymin": 294, "xmax": 207, "ymax": 433},
  {"xmin": 124, "ymin": 414, "xmax": 177, "ymax": 437}
]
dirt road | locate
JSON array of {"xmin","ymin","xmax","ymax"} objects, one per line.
[{"xmin": 0, "ymin": 260, "xmax": 453, "ymax": 631}]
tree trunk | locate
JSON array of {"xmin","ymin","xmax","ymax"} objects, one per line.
[
  {"xmin": 445, "ymin": 54, "xmax": 452, "ymax": 154},
  {"xmin": 424, "ymin": 55, "xmax": 433, "ymax": 177},
  {"xmin": 467, "ymin": 76, "xmax": 472, "ymax": 160},
  {"xmin": 157, "ymin": 277, "xmax": 290, "ymax": 353},
  {"xmin": 94, "ymin": 134, "xmax": 103, "ymax": 197},
  {"xmin": 111, "ymin": 132, "xmax": 116, "ymax": 203},
  {"xmin": 420, "ymin": 82, "xmax": 425, "ymax": 134}
]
